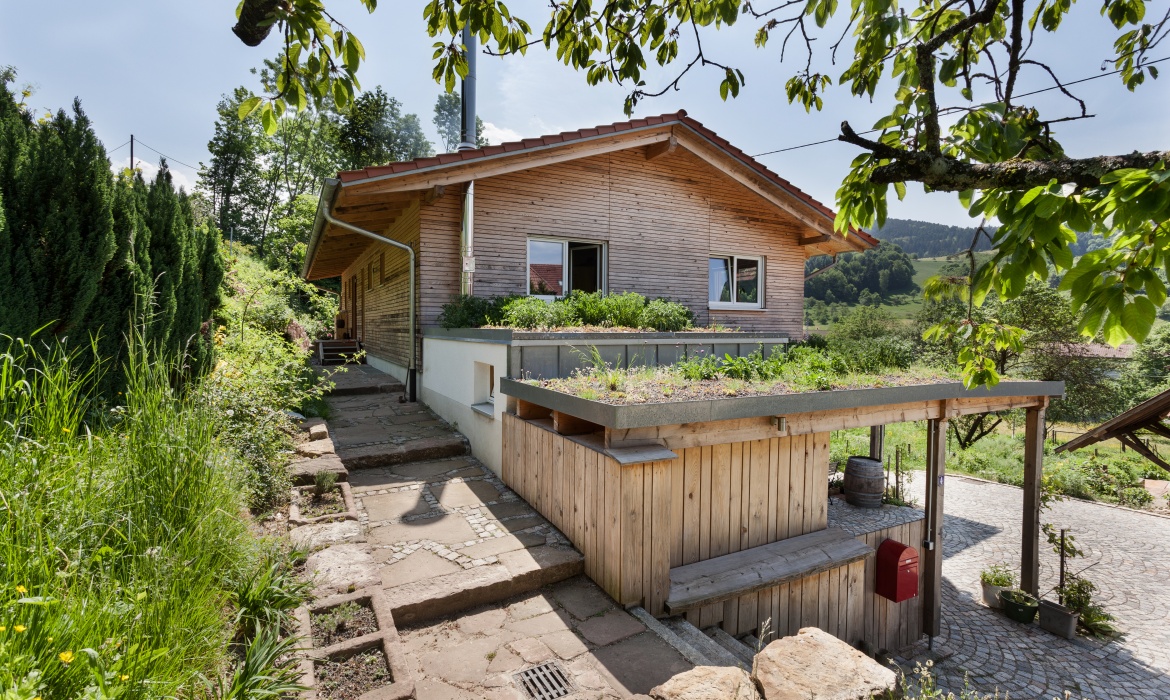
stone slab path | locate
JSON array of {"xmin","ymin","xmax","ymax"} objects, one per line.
[
  {"xmin": 898, "ymin": 474, "xmax": 1170, "ymax": 700},
  {"xmin": 399, "ymin": 575, "xmax": 694, "ymax": 700}
]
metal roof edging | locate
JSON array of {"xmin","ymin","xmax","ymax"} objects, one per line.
[{"xmin": 302, "ymin": 177, "xmax": 342, "ymax": 280}]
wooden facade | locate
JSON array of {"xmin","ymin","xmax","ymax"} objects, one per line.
[{"xmin": 502, "ymin": 412, "xmax": 925, "ymax": 651}]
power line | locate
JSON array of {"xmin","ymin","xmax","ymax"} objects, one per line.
[
  {"xmin": 107, "ymin": 139, "xmax": 131, "ymax": 155},
  {"xmin": 130, "ymin": 138, "xmax": 199, "ymax": 171},
  {"xmin": 751, "ymin": 56, "xmax": 1170, "ymax": 158}
]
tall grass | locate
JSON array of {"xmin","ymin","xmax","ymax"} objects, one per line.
[{"xmin": 0, "ymin": 334, "xmax": 260, "ymax": 697}]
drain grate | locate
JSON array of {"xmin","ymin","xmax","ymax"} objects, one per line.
[{"xmin": 514, "ymin": 660, "xmax": 574, "ymax": 700}]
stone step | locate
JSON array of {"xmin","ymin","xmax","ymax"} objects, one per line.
[
  {"xmin": 706, "ymin": 625, "xmax": 756, "ymax": 666},
  {"xmin": 338, "ymin": 433, "xmax": 470, "ymax": 471},
  {"xmin": 386, "ymin": 543, "xmax": 584, "ymax": 626},
  {"xmin": 289, "ymin": 454, "xmax": 349, "ymax": 485},
  {"xmin": 661, "ymin": 618, "xmax": 749, "ymax": 670}
]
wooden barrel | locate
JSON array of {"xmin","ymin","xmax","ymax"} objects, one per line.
[{"xmin": 843, "ymin": 456, "xmax": 884, "ymax": 508}]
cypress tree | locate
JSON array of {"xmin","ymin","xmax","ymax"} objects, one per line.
[
  {"xmin": 144, "ymin": 162, "xmax": 186, "ymax": 353},
  {"xmin": 2, "ymin": 99, "xmax": 115, "ymax": 341}
]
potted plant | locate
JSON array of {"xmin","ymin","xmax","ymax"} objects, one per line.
[
  {"xmin": 999, "ymin": 589, "xmax": 1039, "ymax": 624},
  {"xmin": 979, "ymin": 564, "xmax": 1015, "ymax": 609},
  {"xmin": 1038, "ymin": 527, "xmax": 1080, "ymax": 639}
]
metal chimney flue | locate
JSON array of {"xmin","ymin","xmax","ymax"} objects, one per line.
[{"xmin": 459, "ymin": 25, "xmax": 477, "ymax": 151}]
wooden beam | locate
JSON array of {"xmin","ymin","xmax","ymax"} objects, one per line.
[
  {"xmin": 798, "ymin": 234, "xmax": 832, "ymax": 246},
  {"xmin": 423, "ymin": 184, "xmax": 446, "ymax": 203},
  {"xmin": 604, "ymin": 394, "xmax": 1047, "ymax": 449},
  {"xmin": 922, "ymin": 416, "xmax": 947, "ymax": 639},
  {"xmin": 1118, "ymin": 432, "xmax": 1170, "ymax": 472},
  {"xmin": 552, "ymin": 410, "xmax": 602, "ymax": 436},
  {"xmin": 515, "ymin": 400, "xmax": 552, "ymax": 421},
  {"xmin": 645, "ymin": 136, "xmax": 677, "ymax": 160},
  {"xmin": 1021, "ymin": 405, "xmax": 1045, "ymax": 597},
  {"xmin": 869, "ymin": 425, "xmax": 885, "ymax": 460}
]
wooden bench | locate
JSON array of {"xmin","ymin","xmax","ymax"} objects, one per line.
[{"xmin": 665, "ymin": 527, "xmax": 873, "ymax": 614}]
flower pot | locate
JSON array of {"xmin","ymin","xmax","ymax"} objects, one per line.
[
  {"xmin": 999, "ymin": 591, "xmax": 1039, "ymax": 623},
  {"xmin": 1038, "ymin": 599, "xmax": 1079, "ymax": 639},
  {"xmin": 981, "ymin": 582, "xmax": 1009, "ymax": 609}
]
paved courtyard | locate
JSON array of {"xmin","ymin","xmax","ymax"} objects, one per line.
[{"xmin": 901, "ymin": 474, "xmax": 1170, "ymax": 699}]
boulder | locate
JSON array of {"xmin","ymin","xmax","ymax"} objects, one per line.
[
  {"xmin": 752, "ymin": 628, "xmax": 895, "ymax": 700},
  {"xmin": 650, "ymin": 666, "xmax": 762, "ymax": 700},
  {"xmin": 303, "ymin": 543, "xmax": 381, "ymax": 596},
  {"xmin": 290, "ymin": 519, "xmax": 363, "ymax": 551}
]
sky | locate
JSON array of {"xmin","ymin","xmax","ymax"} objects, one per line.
[{"xmin": 2, "ymin": 0, "xmax": 1167, "ymax": 226}]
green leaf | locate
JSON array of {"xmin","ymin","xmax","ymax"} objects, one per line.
[
  {"xmin": 237, "ymin": 96, "xmax": 263, "ymax": 120},
  {"xmin": 1121, "ymin": 296, "xmax": 1156, "ymax": 341}
]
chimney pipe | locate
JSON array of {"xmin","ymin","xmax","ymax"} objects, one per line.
[{"xmin": 459, "ymin": 25, "xmax": 477, "ymax": 151}]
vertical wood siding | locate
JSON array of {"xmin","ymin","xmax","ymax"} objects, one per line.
[{"xmin": 502, "ymin": 413, "xmax": 924, "ymax": 651}]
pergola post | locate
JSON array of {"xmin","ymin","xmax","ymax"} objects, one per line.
[
  {"xmin": 922, "ymin": 416, "xmax": 947, "ymax": 639},
  {"xmin": 1021, "ymin": 404, "xmax": 1046, "ymax": 596},
  {"xmin": 869, "ymin": 424, "xmax": 885, "ymax": 460}
]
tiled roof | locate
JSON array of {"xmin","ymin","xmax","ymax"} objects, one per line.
[{"xmin": 336, "ymin": 109, "xmax": 876, "ymax": 245}]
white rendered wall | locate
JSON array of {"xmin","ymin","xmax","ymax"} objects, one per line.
[
  {"xmin": 365, "ymin": 353, "xmax": 408, "ymax": 384},
  {"xmin": 418, "ymin": 337, "xmax": 509, "ymax": 475}
]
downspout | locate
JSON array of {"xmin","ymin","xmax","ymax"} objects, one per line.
[
  {"xmin": 458, "ymin": 24, "xmax": 477, "ymax": 295},
  {"xmin": 317, "ymin": 181, "xmax": 418, "ymax": 402}
]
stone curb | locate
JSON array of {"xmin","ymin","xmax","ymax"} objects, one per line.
[
  {"xmin": 289, "ymin": 482, "xmax": 360, "ymax": 526},
  {"xmin": 294, "ymin": 587, "xmax": 414, "ymax": 700},
  {"xmin": 947, "ymin": 473, "xmax": 1170, "ymax": 521},
  {"xmin": 338, "ymin": 435, "xmax": 471, "ymax": 471}
]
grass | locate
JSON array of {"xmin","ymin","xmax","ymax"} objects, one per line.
[{"xmin": 830, "ymin": 419, "xmax": 1168, "ymax": 507}]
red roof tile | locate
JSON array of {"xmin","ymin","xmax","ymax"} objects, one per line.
[{"xmin": 334, "ymin": 110, "xmax": 876, "ymax": 245}]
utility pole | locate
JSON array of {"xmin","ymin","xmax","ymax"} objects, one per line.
[{"xmin": 130, "ymin": 134, "xmax": 134, "ymax": 172}]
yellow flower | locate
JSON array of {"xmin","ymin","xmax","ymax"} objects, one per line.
[
  {"xmin": 15, "ymin": 586, "xmax": 26, "ymax": 594},
  {"xmin": 62, "ymin": 427, "xmax": 71, "ymax": 433},
  {"xmin": 119, "ymin": 675, "xmax": 130, "ymax": 682},
  {"xmin": 59, "ymin": 651, "xmax": 74, "ymax": 664},
  {"xmin": 14, "ymin": 625, "xmax": 26, "ymax": 633},
  {"xmin": 0, "ymin": 626, "xmax": 6, "ymax": 631},
  {"xmin": 47, "ymin": 637, "xmax": 53, "ymax": 642}
]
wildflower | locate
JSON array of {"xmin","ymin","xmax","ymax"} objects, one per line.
[
  {"xmin": 15, "ymin": 586, "xmax": 26, "ymax": 594},
  {"xmin": 62, "ymin": 427, "xmax": 71, "ymax": 433},
  {"xmin": 119, "ymin": 675, "xmax": 130, "ymax": 682},
  {"xmin": 59, "ymin": 651, "xmax": 74, "ymax": 664},
  {"xmin": 0, "ymin": 626, "xmax": 5, "ymax": 631},
  {"xmin": 14, "ymin": 625, "xmax": 26, "ymax": 632}
]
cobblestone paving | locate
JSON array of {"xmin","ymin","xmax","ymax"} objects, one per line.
[
  {"xmin": 899, "ymin": 475, "xmax": 1170, "ymax": 700},
  {"xmin": 326, "ymin": 394, "xmax": 460, "ymax": 449}
]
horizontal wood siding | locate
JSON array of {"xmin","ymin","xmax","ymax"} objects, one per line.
[
  {"xmin": 416, "ymin": 148, "xmax": 811, "ymax": 335},
  {"xmin": 339, "ymin": 201, "xmax": 420, "ymax": 368}
]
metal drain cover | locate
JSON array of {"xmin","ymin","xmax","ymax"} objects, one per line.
[{"xmin": 514, "ymin": 660, "xmax": 574, "ymax": 700}]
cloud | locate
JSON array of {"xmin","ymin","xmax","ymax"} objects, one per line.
[
  {"xmin": 109, "ymin": 156, "xmax": 197, "ymax": 193},
  {"xmin": 480, "ymin": 121, "xmax": 523, "ymax": 145}
]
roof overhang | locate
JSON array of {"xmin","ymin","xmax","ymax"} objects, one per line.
[{"xmin": 302, "ymin": 111, "xmax": 876, "ymax": 280}]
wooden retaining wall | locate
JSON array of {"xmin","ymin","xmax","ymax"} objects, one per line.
[{"xmin": 502, "ymin": 412, "xmax": 925, "ymax": 651}]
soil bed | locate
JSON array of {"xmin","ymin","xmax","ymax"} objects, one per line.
[
  {"xmin": 312, "ymin": 600, "xmax": 379, "ymax": 647},
  {"xmin": 315, "ymin": 647, "xmax": 393, "ymax": 700},
  {"xmin": 297, "ymin": 488, "xmax": 346, "ymax": 518}
]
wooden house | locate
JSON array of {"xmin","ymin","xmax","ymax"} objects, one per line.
[{"xmin": 302, "ymin": 110, "xmax": 875, "ymax": 472}]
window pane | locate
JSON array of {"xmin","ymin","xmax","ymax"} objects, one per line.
[
  {"xmin": 709, "ymin": 257, "xmax": 732, "ymax": 302},
  {"xmin": 529, "ymin": 240, "xmax": 564, "ymax": 295},
  {"xmin": 736, "ymin": 258, "xmax": 759, "ymax": 305}
]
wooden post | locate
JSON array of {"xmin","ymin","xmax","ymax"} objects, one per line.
[
  {"xmin": 1021, "ymin": 404, "xmax": 1046, "ymax": 597},
  {"xmin": 922, "ymin": 416, "xmax": 947, "ymax": 639},
  {"xmin": 869, "ymin": 425, "xmax": 885, "ymax": 460}
]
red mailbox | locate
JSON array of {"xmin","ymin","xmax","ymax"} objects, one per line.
[{"xmin": 875, "ymin": 539, "xmax": 919, "ymax": 603}]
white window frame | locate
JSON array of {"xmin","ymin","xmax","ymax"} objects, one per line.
[
  {"xmin": 708, "ymin": 254, "xmax": 764, "ymax": 310},
  {"xmin": 526, "ymin": 236, "xmax": 607, "ymax": 300}
]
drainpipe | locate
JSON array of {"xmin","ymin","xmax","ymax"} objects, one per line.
[
  {"xmin": 458, "ymin": 24, "xmax": 478, "ymax": 295},
  {"xmin": 460, "ymin": 182, "xmax": 474, "ymax": 295},
  {"xmin": 319, "ymin": 188, "xmax": 417, "ymax": 402}
]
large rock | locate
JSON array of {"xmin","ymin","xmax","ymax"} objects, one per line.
[
  {"xmin": 303, "ymin": 543, "xmax": 381, "ymax": 595},
  {"xmin": 752, "ymin": 628, "xmax": 896, "ymax": 700},
  {"xmin": 289, "ymin": 519, "xmax": 363, "ymax": 551},
  {"xmin": 650, "ymin": 666, "xmax": 762, "ymax": 700}
]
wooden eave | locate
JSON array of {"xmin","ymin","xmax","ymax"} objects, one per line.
[
  {"xmin": 1057, "ymin": 387, "xmax": 1170, "ymax": 470},
  {"xmin": 303, "ymin": 191, "xmax": 418, "ymax": 280}
]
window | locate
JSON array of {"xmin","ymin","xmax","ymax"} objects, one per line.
[
  {"xmin": 528, "ymin": 238, "xmax": 605, "ymax": 299},
  {"xmin": 365, "ymin": 263, "xmax": 372, "ymax": 291},
  {"xmin": 709, "ymin": 255, "xmax": 763, "ymax": 309}
]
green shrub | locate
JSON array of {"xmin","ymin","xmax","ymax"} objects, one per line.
[
  {"xmin": 639, "ymin": 298, "xmax": 693, "ymax": 331},
  {"xmin": 500, "ymin": 296, "xmax": 579, "ymax": 329},
  {"xmin": 1118, "ymin": 485, "xmax": 1154, "ymax": 508},
  {"xmin": 979, "ymin": 563, "xmax": 1016, "ymax": 587},
  {"xmin": 563, "ymin": 290, "xmax": 608, "ymax": 326},
  {"xmin": 438, "ymin": 294, "xmax": 519, "ymax": 328},
  {"xmin": 600, "ymin": 292, "xmax": 647, "ymax": 327}
]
